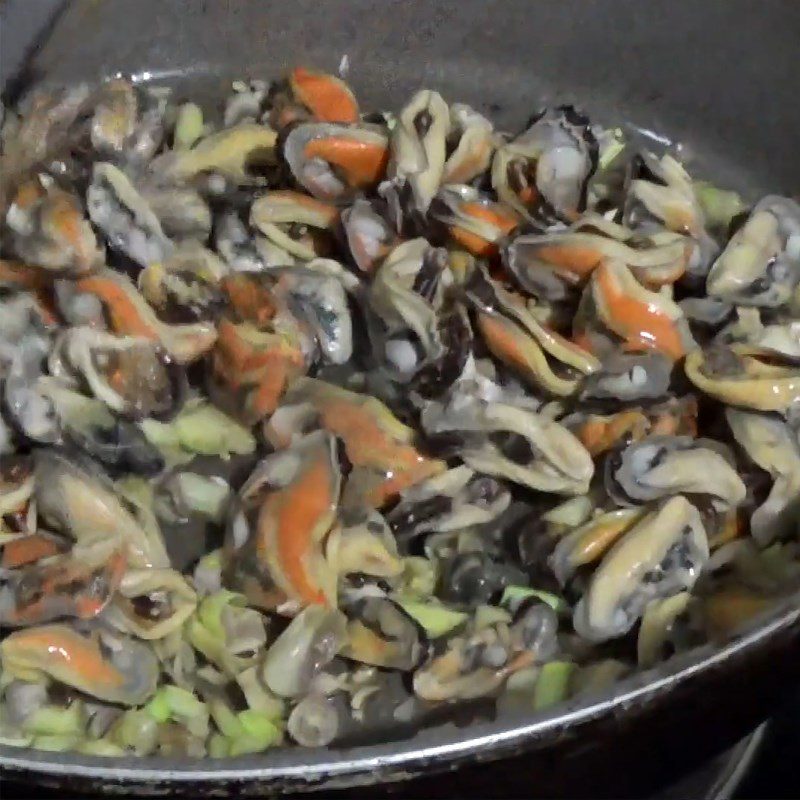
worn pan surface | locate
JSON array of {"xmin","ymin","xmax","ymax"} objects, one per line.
[{"xmin": 1, "ymin": 1, "xmax": 799, "ymax": 796}]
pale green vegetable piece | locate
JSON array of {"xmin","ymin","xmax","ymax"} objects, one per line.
[
  {"xmin": 141, "ymin": 400, "xmax": 255, "ymax": 460},
  {"xmin": 200, "ymin": 549, "xmax": 222, "ymax": 570},
  {"xmin": 31, "ymin": 734, "xmax": 81, "ymax": 752},
  {"xmin": 173, "ymin": 402, "xmax": 255, "ymax": 456},
  {"xmin": 209, "ymin": 732, "xmax": 230, "ymax": 758},
  {"xmin": 497, "ymin": 667, "xmax": 540, "ymax": 719},
  {"xmin": 138, "ymin": 418, "xmax": 188, "ymax": 465},
  {"xmin": 163, "ymin": 685, "xmax": 206, "ymax": 719},
  {"xmin": 145, "ymin": 685, "xmax": 209, "ymax": 738},
  {"xmin": 198, "ymin": 590, "xmax": 244, "ymax": 637},
  {"xmin": 145, "ymin": 685, "xmax": 209, "ymax": 737},
  {"xmin": 208, "ymin": 697, "xmax": 244, "ymax": 739},
  {"xmin": 533, "ymin": 661, "xmax": 575, "ymax": 710},
  {"xmin": 174, "ymin": 103, "xmax": 204, "ymax": 150},
  {"xmin": 637, "ymin": 592, "xmax": 691, "ymax": 668},
  {"xmin": 598, "ymin": 128, "xmax": 625, "ymax": 170},
  {"xmin": 399, "ymin": 557, "xmax": 438, "ymax": 599},
  {"xmin": 542, "ymin": 496, "xmax": 594, "ymax": 531},
  {"xmin": 474, "ymin": 604, "xmax": 512, "ymax": 630},
  {"xmin": 694, "ymin": 181, "xmax": 745, "ymax": 229},
  {"xmin": 144, "ymin": 691, "xmax": 171, "ymax": 723},
  {"xmin": 571, "ymin": 659, "xmax": 629, "ymax": 697},
  {"xmin": 112, "ymin": 709, "xmax": 159, "ymax": 755},
  {"xmin": 204, "ymin": 702, "xmax": 283, "ymax": 758},
  {"xmin": 396, "ymin": 599, "xmax": 467, "ymax": 637},
  {"xmin": 137, "ymin": 416, "xmax": 180, "ymax": 447},
  {"xmin": 759, "ymin": 543, "xmax": 800, "ymax": 582},
  {"xmin": 228, "ymin": 727, "xmax": 281, "ymax": 756},
  {"xmin": 172, "ymin": 473, "xmax": 231, "ymax": 521},
  {"xmin": 0, "ymin": 731, "xmax": 33, "ymax": 747},
  {"xmin": 193, "ymin": 549, "xmax": 223, "ymax": 595},
  {"xmin": 236, "ymin": 667, "xmax": 285, "ymax": 720},
  {"xmin": 188, "ymin": 590, "xmax": 264, "ymax": 677},
  {"xmin": 187, "ymin": 615, "xmax": 221, "ymax": 661},
  {"xmin": 23, "ymin": 702, "xmax": 86, "ymax": 736},
  {"xmin": 501, "ymin": 585, "xmax": 568, "ymax": 614},
  {"xmin": 238, "ymin": 709, "xmax": 281, "ymax": 741},
  {"xmin": 78, "ymin": 739, "xmax": 126, "ymax": 757},
  {"xmin": 505, "ymin": 666, "xmax": 540, "ymax": 695},
  {"xmin": 205, "ymin": 700, "xmax": 282, "ymax": 756}
]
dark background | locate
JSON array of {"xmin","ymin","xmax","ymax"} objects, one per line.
[{"xmin": 737, "ymin": 698, "xmax": 800, "ymax": 800}]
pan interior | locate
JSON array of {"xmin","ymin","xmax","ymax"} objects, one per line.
[{"xmin": 1, "ymin": 0, "xmax": 799, "ymax": 792}]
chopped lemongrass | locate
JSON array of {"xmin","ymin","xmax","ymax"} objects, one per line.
[
  {"xmin": 474, "ymin": 604, "xmax": 513, "ymax": 630},
  {"xmin": 23, "ymin": 702, "xmax": 85, "ymax": 736},
  {"xmin": 571, "ymin": 660, "xmax": 629, "ymax": 697},
  {"xmin": 31, "ymin": 733, "xmax": 81, "ymax": 752},
  {"xmin": 208, "ymin": 697, "xmax": 244, "ymax": 739},
  {"xmin": 228, "ymin": 730, "xmax": 280, "ymax": 756},
  {"xmin": 172, "ymin": 401, "xmax": 255, "ymax": 456},
  {"xmin": 208, "ymin": 732, "xmax": 230, "ymax": 758},
  {"xmin": 399, "ymin": 557, "xmax": 438, "ymax": 599},
  {"xmin": 77, "ymin": 738, "xmax": 126, "ymax": 757},
  {"xmin": 395, "ymin": 599, "xmax": 467, "ymax": 637},
  {"xmin": 162, "ymin": 685, "xmax": 205, "ymax": 719},
  {"xmin": 174, "ymin": 103, "xmax": 204, "ymax": 150},
  {"xmin": 501, "ymin": 586, "xmax": 568, "ymax": 614},
  {"xmin": 694, "ymin": 181, "xmax": 745, "ymax": 229},
  {"xmin": 144, "ymin": 691, "xmax": 171, "ymax": 723},
  {"xmin": 533, "ymin": 661, "xmax": 575, "ymax": 710},
  {"xmin": 112, "ymin": 710, "xmax": 159, "ymax": 755},
  {"xmin": 237, "ymin": 709, "xmax": 281, "ymax": 743}
]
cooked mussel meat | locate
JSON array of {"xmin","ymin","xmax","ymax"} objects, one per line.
[
  {"xmin": 430, "ymin": 185, "xmax": 519, "ymax": 259},
  {"xmin": 0, "ymin": 624, "xmax": 158, "ymax": 706},
  {"xmin": 492, "ymin": 106, "xmax": 597, "ymax": 222},
  {"xmin": 367, "ymin": 238, "xmax": 451, "ymax": 379},
  {"xmin": 465, "ymin": 266, "xmax": 600, "ymax": 396},
  {"xmin": 284, "ymin": 123, "xmax": 389, "ymax": 202},
  {"xmin": 387, "ymin": 90, "xmax": 449, "ymax": 214},
  {"xmin": 34, "ymin": 449, "xmax": 169, "ymax": 569},
  {"xmin": 421, "ymin": 387, "xmax": 594, "ymax": 495},
  {"xmin": 707, "ymin": 196, "xmax": 800, "ymax": 308},
  {"xmin": 251, "ymin": 190, "xmax": 339, "ymax": 261},
  {"xmin": 725, "ymin": 408, "xmax": 800, "ymax": 544},
  {"xmin": 341, "ymin": 198, "xmax": 398, "ymax": 274},
  {"xmin": 60, "ymin": 327, "xmax": 185, "ymax": 419},
  {"xmin": 624, "ymin": 152, "xmax": 704, "ymax": 237},
  {"xmin": 224, "ymin": 430, "xmax": 340, "ymax": 611},
  {"xmin": 0, "ymin": 538, "xmax": 126, "ymax": 627},
  {"xmin": 387, "ymin": 465, "xmax": 510, "ymax": 549},
  {"xmin": 6, "ymin": 177, "xmax": 103, "ymax": 276},
  {"xmin": 155, "ymin": 122, "xmax": 278, "ymax": 184},
  {"xmin": 685, "ymin": 344, "xmax": 800, "ymax": 413},
  {"xmin": 265, "ymin": 378, "xmax": 445, "ymax": 508},
  {"xmin": 341, "ymin": 596, "xmax": 427, "ymax": 670},
  {"xmin": 86, "ymin": 162, "xmax": 173, "ymax": 267},
  {"xmin": 573, "ymin": 496, "xmax": 709, "ymax": 642},
  {"xmin": 579, "ymin": 260, "xmax": 696, "ymax": 360},
  {"xmin": 36, "ymin": 378, "xmax": 164, "ymax": 474},
  {"xmin": 442, "ymin": 104, "xmax": 495, "ymax": 185},
  {"xmin": 606, "ymin": 435, "xmax": 746, "ymax": 511}
]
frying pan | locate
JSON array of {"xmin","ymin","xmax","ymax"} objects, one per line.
[{"xmin": 1, "ymin": 1, "xmax": 799, "ymax": 796}]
